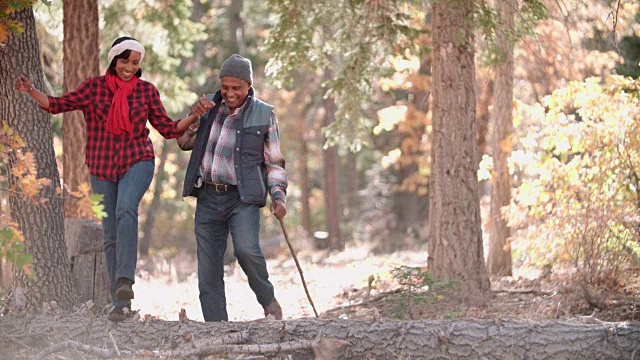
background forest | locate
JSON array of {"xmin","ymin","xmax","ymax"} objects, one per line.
[{"xmin": 1, "ymin": 0, "xmax": 640, "ymax": 324}]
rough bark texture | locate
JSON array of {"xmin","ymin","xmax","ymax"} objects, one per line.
[
  {"xmin": 428, "ymin": 1, "xmax": 490, "ymax": 293},
  {"xmin": 62, "ymin": 0, "xmax": 98, "ymax": 219},
  {"xmin": 488, "ymin": 0, "xmax": 515, "ymax": 277},
  {"xmin": 322, "ymin": 69, "xmax": 342, "ymax": 251},
  {"xmin": 64, "ymin": 219, "xmax": 109, "ymax": 309},
  {"xmin": 0, "ymin": 9, "xmax": 77, "ymax": 310},
  {"xmin": 2, "ymin": 314, "xmax": 639, "ymax": 360}
]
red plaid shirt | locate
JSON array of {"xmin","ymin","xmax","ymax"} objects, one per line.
[{"xmin": 45, "ymin": 76, "xmax": 183, "ymax": 181}]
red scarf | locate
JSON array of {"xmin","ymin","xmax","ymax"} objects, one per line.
[{"xmin": 105, "ymin": 71, "xmax": 140, "ymax": 135}]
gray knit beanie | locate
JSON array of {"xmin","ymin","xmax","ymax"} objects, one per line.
[{"xmin": 219, "ymin": 54, "xmax": 253, "ymax": 84}]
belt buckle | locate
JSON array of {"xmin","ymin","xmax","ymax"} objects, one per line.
[{"xmin": 214, "ymin": 184, "xmax": 227, "ymax": 192}]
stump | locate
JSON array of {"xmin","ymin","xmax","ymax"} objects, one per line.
[{"xmin": 64, "ymin": 219, "xmax": 109, "ymax": 309}]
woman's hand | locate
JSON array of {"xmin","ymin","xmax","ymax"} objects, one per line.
[
  {"xmin": 15, "ymin": 74, "xmax": 33, "ymax": 93},
  {"xmin": 14, "ymin": 74, "xmax": 49, "ymax": 109},
  {"xmin": 190, "ymin": 95, "xmax": 215, "ymax": 117}
]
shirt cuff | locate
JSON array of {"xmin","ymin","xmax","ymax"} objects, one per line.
[{"xmin": 272, "ymin": 189, "xmax": 286, "ymax": 203}]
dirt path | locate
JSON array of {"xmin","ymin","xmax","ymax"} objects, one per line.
[{"xmin": 134, "ymin": 245, "xmax": 428, "ymax": 321}]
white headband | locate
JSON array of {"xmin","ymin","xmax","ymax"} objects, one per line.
[{"xmin": 107, "ymin": 39, "xmax": 145, "ymax": 64}]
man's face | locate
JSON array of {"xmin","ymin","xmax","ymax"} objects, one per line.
[{"xmin": 220, "ymin": 76, "xmax": 251, "ymax": 112}]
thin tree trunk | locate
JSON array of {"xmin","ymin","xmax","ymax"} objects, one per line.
[
  {"xmin": 428, "ymin": 1, "xmax": 489, "ymax": 295},
  {"xmin": 0, "ymin": 9, "xmax": 77, "ymax": 311},
  {"xmin": 322, "ymin": 69, "xmax": 342, "ymax": 251},
  {"xmin": 140, "ymin": 141, "xmax": 169, "ymax": 257},
  {"xmin": 228, "ymin": 0, "xmax": 245, "ymax": 54},
  {"xmin": 488, "ymin": 0, "xmax": 515, "ymax": 277},
  {"xmin": 300, "ymin": 133, "xmax": 311, "ymax": 233},
  {"xmin": 343, "ymin": 151, "xmax": 358, "ymax": 220},
  {"xmin": 476, "ymin": 79, "xmax": 493, "ymax": 160},
  {"xmin": 62, "ymin": 0, "xmax": 98, "ymax": 219}
]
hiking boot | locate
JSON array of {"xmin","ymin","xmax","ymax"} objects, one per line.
[
  {"xmin": 263, "ymin": 298, "xmax": 283, "ymax": 320},
  {"xmin": 115, "ymin": 277, "xmax": 134, "ymax": 300},
  {"xmin": 107, "ymin": 306, "xmax": 132, "ymax": 321}
]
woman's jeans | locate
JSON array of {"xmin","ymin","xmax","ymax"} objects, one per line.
[
  {"xmin": 194, "ymin": 185, "xmax": 275, "ymax": 321},
  {"xmin": 90, "ymin": 160, "xmax": 154, "ymax": 308}
]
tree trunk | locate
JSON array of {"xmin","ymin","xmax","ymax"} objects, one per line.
[
  {"xmin": 343, "ymin": 151, "xmax": 358, "ymax": 215},
  {"xmin": 322, "ymin": 69, "xmax": 342, "ymax": 251},
  {"xmin": 488, "ymin": 0, "xmax": 516, "ymax": 277},
  {"xmin": 228, "ymin": 0, "xmax": 245, "ymax": 54},
  {"xmin": 140, "ymin": 141, "xmax": 169, "ymax": 257},
  {"xmin": 300, "ymin": 132, "xmax": 312, "ymax": 233},
  {"xmin": 3, "ymin": 314, "xmax": 639, "ymax": 360},
  {"xmin": 476, "ymin": 80, "xmax": 493, "ymax": 161},
  {"xmin": 428, "ymin": 1, "xmax": 489, "ymax": 294},
  {"xmin": 0, "ymin": 9, "xmax": 77, "ymax": 311},
  {"xmin": 62, "ymin": 0, "xmax": 98, "ymax": 219}
]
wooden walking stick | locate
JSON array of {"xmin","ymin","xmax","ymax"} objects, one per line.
[{"xmin": 278, "ymin": 218, "xmax": 319, "ymax": 318}]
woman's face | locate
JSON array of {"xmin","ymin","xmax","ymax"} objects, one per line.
[
  {"xmin": 220, "ymin": 76, "xmax": 251, "ymax": 112},
  {"xmin": 115, "ymin": 51, "xmax": 141, "ymax": 81}
]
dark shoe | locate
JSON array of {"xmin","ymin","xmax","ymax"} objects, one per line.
[
  {"xmin": 107, "ymin": 306, "xmax": 132, "ymax": 321},
  {"xmin": 115, "ymin": 277, "xmax": 134, "ymax": 300},
  {"xmin": 263, "ymin": 298, "xmax": 283, "ymax": 320}
]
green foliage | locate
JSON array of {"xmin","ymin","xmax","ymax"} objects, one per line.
[
  {"xmin": 263, "ymin": 0, "xmax": 425, "ymax": 151},
  {"xmin": 0, "ymin": 0, "xmax": 49, "ymax": 42},
  {"xmin": 100, "ymin": 0, "xmax": 205, "ymax": 115},
  {"xmin": 389, "ymin": 265, "xmax": 454, "ymax": 318},
  {"xmin": 88, "ymin": 193, "xmax": 107, "ymax": 221},
  {"xmin": 477, "ymin": 0, "xmax": 548, "ymax": 66},
  {"xmin": 0, "ymin": 227, "xmax": 31, "ymax": 276},
  {"xmin": 508, "ymin": 75, "xmax": 640, "ymax": 281},
  {"xmin": 615, "ymin": 12, "xmax": 640, "ymax": 79}
]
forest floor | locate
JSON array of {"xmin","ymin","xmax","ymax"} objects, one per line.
[
  {"xmin": 132, "ymin": 240, "xmax": 640, "ymax": 324},
  {"xmin": 1, "ymin": 240, "xmax": 639, "ymax": 360}
]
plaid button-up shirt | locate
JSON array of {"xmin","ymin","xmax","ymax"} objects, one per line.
[
  {"xmin": 177, "ymin": 100, "xmax": 287, "ymax": 201},
  {"xmin": 45, "ymin": 76, "xmax": 183, "ymax": 181}
]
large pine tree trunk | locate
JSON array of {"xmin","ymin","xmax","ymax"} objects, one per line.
[
  {"xmin": 428, "ymin": 1, "xmax": 489, "ymax": 294},
  {"xmin": 62, "ymin": 0, "xmax": 98, "ymax": 219},
  {"xmin": 488, "ymin": 0, "xmax": 515, "ymax": 277},
  {"xmin": 4, "ymin": 315, "xmax": 639, "ymax": 360},
  {"xmin": 0, "ymin": 9, "xmax": 77, "ymax": 311}
]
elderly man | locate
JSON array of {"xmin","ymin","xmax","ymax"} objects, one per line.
[{"xmin": 178, "ymin": 54, "xmax": 287, "ymax": 321}]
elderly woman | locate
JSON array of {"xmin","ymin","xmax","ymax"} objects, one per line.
[{"xmin": 15, "ymin": 36, "xmax": 204, "ymax": 321}]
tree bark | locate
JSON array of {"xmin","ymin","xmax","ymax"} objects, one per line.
[
  {"xmin": 62, "ymin": 0, "xmax": 98, "ymax": 219},
  {"xmin": 3, "ymin": 314, "xmax": 639, "ymax": 360},
  {"xmin": 0, "ymin": 9, "xmax": 77, "ymax": 311},
  {"xmin": 322, "ymin": 69, "xmax": 342, "ymax": 251},
  {"xmin": 428, "ymin": 1, "xmax": 489, "ymax": 294},
  {"xmin": 488, "ymin": 0, "xmax": 515, "ymax": 277}
]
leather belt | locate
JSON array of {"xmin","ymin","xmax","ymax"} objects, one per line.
[{"xmin": 202, "ymin": 182, "xmax": 238, "ymax": 192}]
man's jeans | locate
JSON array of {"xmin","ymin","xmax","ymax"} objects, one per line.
[
  {"xmin": 195, "ymin": 185, "xmax": 275, "ymax": 321},
  {"xmin": 90, "ymin": 160, "xmax": 154, "ymax": 308}
]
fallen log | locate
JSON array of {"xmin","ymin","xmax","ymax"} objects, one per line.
[{"xmin": 1, "ymin": 310, "xmax": 639, "ymax": 359}]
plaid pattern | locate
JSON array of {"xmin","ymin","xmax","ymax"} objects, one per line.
[
  {"xmin": 177, "ymin": 101, "xmax": 287, "ymax": 201},
  {"xmin": 46, "ymin": 76, "xmax": 183, "ymax": 181}
]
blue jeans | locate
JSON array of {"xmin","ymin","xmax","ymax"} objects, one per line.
[
  {"xmin": 194, "ymin": 185, "xmax": 275, "ymax": 321},
  {"xmin": 90, "ymin": 160, "xmax": 154, "ymax": 308}
]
